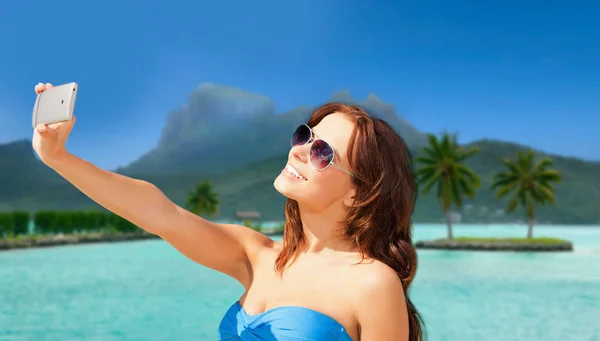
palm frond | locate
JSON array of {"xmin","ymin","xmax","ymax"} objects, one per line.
[{"xmin": 491, "ymin": 150, "xmax": 561, "ymax": 234}]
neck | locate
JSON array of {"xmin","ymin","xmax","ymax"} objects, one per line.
[{"xmin": 297, "ymin": 202, "xmax": 357, "ymax": 254}]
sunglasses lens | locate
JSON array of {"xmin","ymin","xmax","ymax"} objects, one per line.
[
  {"xmin": 310, "ymin": 139, "xmax": 334, "ymax": 170},
  {"xmin": 291, "ymin": 125, "xmax": 311, "ymax": 146}
]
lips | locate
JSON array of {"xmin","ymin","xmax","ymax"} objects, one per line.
[{"xmin": 286, "ymin": 164, "xmax": 307, "ymax": 181}]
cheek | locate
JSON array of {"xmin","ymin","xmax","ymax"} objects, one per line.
[
  {"xmin": 307, "ymin": 167, "xmax": 331, "ymax": 186},
  {"xmin": 307, "ymin": 169, "xmax": 348, "ymax": 201}
]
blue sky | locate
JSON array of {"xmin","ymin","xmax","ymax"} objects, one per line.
[{"xmin": 1, "ymin": 0, "xmax": 598, "ymax": 170}]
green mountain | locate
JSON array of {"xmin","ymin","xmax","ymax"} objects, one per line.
[{"xmin": 1, "ymin": 85, "xmax": 598, "ymax": 224}]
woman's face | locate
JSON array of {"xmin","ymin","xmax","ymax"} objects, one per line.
[{"xmin": 274, "ymin": 112, "xmax": 356, "ymax": 212}]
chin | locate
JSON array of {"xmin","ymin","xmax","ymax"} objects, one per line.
[{"xmin": 273, "ymin": 171, "xmax": 306, "ymax": 201}]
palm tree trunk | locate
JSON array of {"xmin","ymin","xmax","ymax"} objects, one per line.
[
  {"xmin": 445, "ymin": 210, "xmax": 454, "ymax": 239},
  {"xmin": 527, "ymin": 218, "xmax": 534, "ymax": 238}
]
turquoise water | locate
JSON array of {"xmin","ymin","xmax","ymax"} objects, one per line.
[{"xmin": 1, "ymin": 224, "xmax": 599, "ymax": 341}]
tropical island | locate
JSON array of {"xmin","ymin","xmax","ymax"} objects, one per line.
[
  {"xmin": 411, "ymin": 133, "xmax": 572, "ymax": 252},
  {"xmin": 0, "ymin": 85, "xmax": 594, "ymax": 252}
]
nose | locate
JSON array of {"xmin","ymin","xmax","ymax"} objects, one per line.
[{"xmin": 290, "ymin": 143, "xmax": 310, "ymax": 164}]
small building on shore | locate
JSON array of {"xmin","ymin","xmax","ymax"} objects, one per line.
[{"xmin": 236, "ymin": 210, "xmax": 260, "ymax": 221}]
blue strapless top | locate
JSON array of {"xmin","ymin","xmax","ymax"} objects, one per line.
[{"xmin": 218, "ymin": 301, "xmax": 354, "ymax": 341}]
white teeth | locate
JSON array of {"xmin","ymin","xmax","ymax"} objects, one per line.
[{"xmin": 286, "ymin": 164, "xmax": 307, "ymax": 181}]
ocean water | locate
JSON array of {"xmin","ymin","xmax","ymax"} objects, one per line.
[{"xmin": 1, "ymin": 224, "xmax": 599, "ymax": 341}]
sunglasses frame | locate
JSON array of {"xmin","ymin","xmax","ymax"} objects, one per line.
[{"xmin": 292, "ymin": 124, "xmax": 355, "ymax": 177}]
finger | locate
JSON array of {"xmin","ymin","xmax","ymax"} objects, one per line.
[
  {"xmin": 47, "ymin": 122, "xmax": 63, "ymax": 130},
  {"xmin": 34, "ymin": 83, "xmax": 45, "ymax": 94},
  {"xmin": 34, "ymin": 83, "xmax": 54, "ymax": 94},
  {"xmin": 35, "ymin": 124, "xmax": 49, "ymax": 133}
]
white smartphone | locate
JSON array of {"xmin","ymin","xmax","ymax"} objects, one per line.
[{"xmin": 32, "ymin": 82, "xmax": 78, "ymax": 128}]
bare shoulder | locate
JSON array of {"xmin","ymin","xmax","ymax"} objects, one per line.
[
  {"xmin": 351, "ymin": 259, "xmax": 406, "ymax": 302},
  {"xmin": 350, "ymin": 259, "xmax": 409, "ymax": 341}
]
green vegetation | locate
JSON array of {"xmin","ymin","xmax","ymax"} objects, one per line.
[
  {"xmin": 0, "ymin": 210, "xmax": 156, "ymax": 251},
  {"xmin": 0, "ymin": 211, "xmax": 29, "ymax": 237},
  {"xmin": 415, "ymin": 236, "xmax": 573, "ymax": 252},
  {"xmin": 0, "ymin": 210, "xmax": 139, "ymax": 239},
  {"xmin": 186, "ymin": 180, "xmax": 220, "ymax": 217},
  {"xmin": 409, "ymin": 134, "xmax": 568, "ymax": 247},
  {"xmin": 411, "ymin": 139, "xmax": 566, "ymax": 246},
  {"xmin": 415, "ymin": 132, "xmax": 481, "ymax": 239},
  {"xmin": 491, "ymin": 150, "xmax": 562, "ymax": 238}
]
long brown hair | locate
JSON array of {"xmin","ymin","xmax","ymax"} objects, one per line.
[{"xmin": 275, "ymin": 102, "xmax": 425, "ymax": 341}]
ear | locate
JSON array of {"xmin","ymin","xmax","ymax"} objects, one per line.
[{"xmin": 343, "ymin": 186, "xmax": 357, "ymax": 207}]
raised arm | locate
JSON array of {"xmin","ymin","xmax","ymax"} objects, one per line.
[
  {"xmin": 50, "ymin": 153, "xmax": 271, "ymax": 286},
  {"xmin": 32, "ymin": 83, "xmax": 271, "ymax": 288}
]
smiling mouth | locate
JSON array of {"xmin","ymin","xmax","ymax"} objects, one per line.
[{"xmin": 285, "ymin": 164, "xmax": 307, "ymax": 181}]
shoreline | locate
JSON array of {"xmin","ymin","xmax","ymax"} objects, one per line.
[
  {"xmin": 0, "ymin": 231, "xmax": 285, "ymax": 252},
  {"xmin": 0, "ymin": 233, "xmax": 574, "ymax": 253},
  {"xmin": 0, "ymin": 232, "xmax": 160, "ymax": 251}
]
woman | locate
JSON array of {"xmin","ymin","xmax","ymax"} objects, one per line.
[{"xmin": 32, "ymin": 83, "xmax": 424, "ymax": 341}]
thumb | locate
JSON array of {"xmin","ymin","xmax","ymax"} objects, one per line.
[{"xmin": 35, "ymin": 124, "xmax": 57, "ymax": 138}]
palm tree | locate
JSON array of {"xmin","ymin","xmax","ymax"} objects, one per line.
[
  {"xmin": 415, "ymin": 132, "xmax": 481, "ymax": 239},
  {"xmin": 491, "ymin": 150, "xmax": 561, "ymax": 238},
  {"xmin": 186, "ymin": 180, "xmax": 220, "ymax": 217}
]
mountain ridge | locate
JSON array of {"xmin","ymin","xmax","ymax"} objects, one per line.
[{"xmin": 117, "ymin": 84, "xmax": 428, "ymax": 176}]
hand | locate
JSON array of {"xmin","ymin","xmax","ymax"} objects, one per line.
[{"xmin": 32, "ymin": 82, "xmax": 76, "ymax": 166}]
